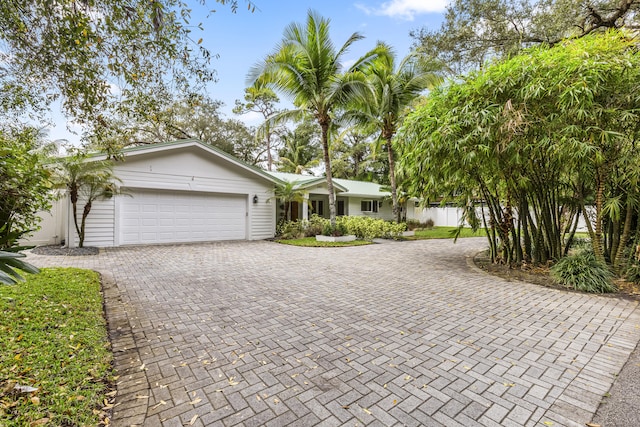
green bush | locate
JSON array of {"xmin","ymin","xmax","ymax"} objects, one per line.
[
  {"xmin": 276, "ymin": 215, "xmax": 407, "ymax": 240},
  {"xmin": 625, "ymin": 262, "xmax": 640, "ymax": 284},
  {"xmin": 336, "ymin": 216, "xmax": 406, "ymax": 240},
  {"xmin": 306, "ymin": 214, "xmax": 328, "ymax": 237},
  {"xmin": 277, "ymin": 220, "xmax": 306, "ymax": 240},
  {"xmin": 550, "ymin": 248, "xmax": 616, "ymax": 293}
]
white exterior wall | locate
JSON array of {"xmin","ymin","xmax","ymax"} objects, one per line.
[
  {"xmin": 19, "ymin": 197, "xmax": 67, "ymax": 246},
  {"xmin": 347, "ymin": 197, "xmax": 394, "ymax": 221},
  {"xmin": 64, "ymin": 146, "xmax": 275, "ymax": 247}
]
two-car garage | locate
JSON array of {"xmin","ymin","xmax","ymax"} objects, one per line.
[{"xmin": 119, "ymin": 189, "xmax": 248, "ymax": 245}]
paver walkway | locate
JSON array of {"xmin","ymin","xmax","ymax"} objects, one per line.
[{"xmin": 27, "ymin": 239, "xmax": 640, "ymax": 427}]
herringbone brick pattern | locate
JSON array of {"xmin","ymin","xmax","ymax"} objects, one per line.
[{"xmin": 28, "ymin": 239, "xmax": 640, "ymax": 426}]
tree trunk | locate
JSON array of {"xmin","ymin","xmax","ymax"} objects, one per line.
[
  {"xmin": 266, "ymin": 126, "xmax": 273, "ymax": 171},
  {"xmin": 594, "ymin": 176, "xmax": 605, "ymax": 262},
  {"xmin": 319, "ymin": 120, "xmax": 337, "ymax": 227},
  {"xmin": 614, "ymin": 200, "xmax": 634, "ymax": 272},
  {"xmin": 79, "ymin": 201, "xmax": 92, "ymax": 248},
  {"xmin": 386, "ymin": 138, "xmax": 400, "ymax": 222}
]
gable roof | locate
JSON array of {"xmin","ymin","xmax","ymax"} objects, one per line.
[
  {"xmin": 265, "ymin": 171, "xmax": 389, "ymax": 198},
  {"xmin": 92, "ymin": 139, "xmax": 281, "ymax": 184}
]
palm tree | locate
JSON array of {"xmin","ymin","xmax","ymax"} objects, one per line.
[
  {"xmin": 277, "ymin": 121, "xmax": 321, "ymax": 174},
  {"xmin": 272, "ymin": 181, "xmax": 307, "ymax": 221},
  {"xmin": 51, "ymin": 151, "xmax": 121, "ymax": 247},
  {"xmin": 249, "ymin": 10, "xmax": 380, "ymax": 227},
  {"xmin": 355, "ymin": 44, "xmax": 442, "ymax": 221}
]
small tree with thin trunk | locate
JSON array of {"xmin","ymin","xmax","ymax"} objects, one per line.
[{"xmin": 51, "ymin": 151, "xmax": 121, "ymax": 248}]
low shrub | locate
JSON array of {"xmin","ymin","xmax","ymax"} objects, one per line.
[
  {"xmin": 277, "ymin": 220, "xmax": 306, "ymax": 240},
  {"xmin": 423, "ymin": 218, "xmax": 435, "ymax": 229},
  {"xmin": 276, "ymin": 215, "xmax": 406, "ymax": 240},
  {"xmin": 306, "ymin": 214, "xmax": 328, "ymax": 236},
  {"xmin": 337, "ymin": 216, "xmax": 406, "ymax": 240},
  {"xmin": 550, "ymin": 247, "xmax": 616, "ymax": 293}
]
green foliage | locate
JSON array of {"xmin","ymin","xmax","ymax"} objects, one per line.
[
  {"xmin": 625, "ymin": 262, "xmax": 640, "ymax": 284},
  {"xmin": 276, "ymin": 220, "xmax": 307, "ymax": 240},
  {"xmin": 0, "ymin": 128, "xmax": 52, "ymax": 250},
  {"xmin": 399, "ymin": 31, "xmax": 640, "ymax": 267},
  {"xmin": 336, "ymin": 216, "xmax": 406, "ymax": 240},
  {"xmin": 413, "ymin": 226, "xmax": 485, "ymax": 240},
  {"xmin": 322, "ymin": 222, "xmax": 348, "ymax": 237},
  {"xmin": 0, "ymin": 1, "xmax": 254, "ymax": 147},
  {"xmin": 276, "ymin": 215, "xmax": 406, "ymax": 240},
  {"xmin": 50, "ymin": 150, "xmax": 122, "ymax": 247},
  {"xmin": 0, "ymin": 268, "xmax": 112, "ymax": 425},
  {"xmin": 551, "ymin": 247, "xmax": 616, "ymax": 293},
  {"xmin": 234, "ymin": 85, "xmax": 281, "ymax": 170},
  {"xmin": 411, "ymin": 0, "xmax": 639, "ymax": 74},
  {"xmin": 0, "ymin": 251, "xmax": 39, "ymax": 285},
  {"xmin": 277, "ymin": 120, "xmax": 321, "ymax": 174}
]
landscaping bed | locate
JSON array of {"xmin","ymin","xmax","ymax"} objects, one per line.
[{"xmin": 474, "ymin": 251, "xmax": 640, "ymax": 299}]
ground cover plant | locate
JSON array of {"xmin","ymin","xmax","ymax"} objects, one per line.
[
  {"xmin": 276, "ymin": 237, "xmax": 372, "ymax": 247},
  {"xmin": 0, "ymin": 268, "xmax": 113, "ymax": 426},
  {"xmin": 412, "ymin": 226, "xmax": 486, "ymax": 240}
]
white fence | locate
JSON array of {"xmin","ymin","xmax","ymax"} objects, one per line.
[{"xmin": 407, "ymin": 204, "xmax": 591, "ymax": 232}]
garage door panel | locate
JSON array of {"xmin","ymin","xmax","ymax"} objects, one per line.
[{"xmin": 120, "ymin": 189, "xmax": 246, "ymax": 245}]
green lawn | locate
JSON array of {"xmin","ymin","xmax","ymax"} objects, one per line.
[
  {"xmin": 0, "ymin": 268, "xmax": 113, "ymax": 426},
  {"xmin": 412, "ymin": 226, "xmax": 487, "ymax": 239},
  {"xmin": 276, "ymin": 237, "xmax": 373, "ymax": 247}
]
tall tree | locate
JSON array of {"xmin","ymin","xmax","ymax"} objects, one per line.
[
  {"xmin": 354, "ymin": 43, "xmax": 442, "ymax": 221},
  {"xmin": 0, "ymin": 0, "xmax": 254, "ymax": 151},
  {"xmin": 248, "ymin": 10, "xmax": 381, "ymax": 227},
  {"xmin": 331, "ymin": 130, "xmax": 384, "ymax": 182},
  {"xmin": 411, "ymin": 0, "xmax": 640, "ymax": 73},
  {"xmin": 233, "ymin": 86, "xmax": 281, "ymax": 171},
  {"xmin": 102, "ymin": 96, "xmax": 261, "ymax": 162}
]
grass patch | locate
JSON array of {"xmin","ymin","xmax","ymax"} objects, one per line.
[
  {"xmin": 276, "ymin": 237, "xmax": 373, "ymax": 247},
  {"xmin": 412, "ymin": 226, "xmax": 486, "ymax": 239},
  {"xmin": 0, "ymin": 268, "xmax": 113, "ymax": 426}
]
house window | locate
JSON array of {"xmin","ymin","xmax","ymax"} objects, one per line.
[
  {"xmin": 360, "ymin": 200, "xmax": 378, "ymax": 213},
  {"xmin": 311, "ymin": 200, "xmax": 324, "ymax": 215},
  {"xmin": 337, "ymin": 200, "xmax": 345, "ymax": 216}
]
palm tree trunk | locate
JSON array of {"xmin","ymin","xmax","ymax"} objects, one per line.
[
  {"xmin": 386, "ymin": 139, "xmax": 399, "ymax": 222},
  {"xmin": 320, "ymin": 121, "xmax": 337, "ymax": 227}
]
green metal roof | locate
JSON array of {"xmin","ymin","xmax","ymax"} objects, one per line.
[{"xmin": 265, "ymin": 171, "xmax": 388, "ymax": 198}]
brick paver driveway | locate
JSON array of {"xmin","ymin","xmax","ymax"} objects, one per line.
[{"xmin": 28, "ymin": 238, "xmax": 640, "ymax": 427}]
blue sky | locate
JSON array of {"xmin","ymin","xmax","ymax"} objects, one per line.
[{"xmin": 48, "ymin": 0, "xmax": 447, "ymax": 142}]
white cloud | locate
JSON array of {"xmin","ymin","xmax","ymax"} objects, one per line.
[{"xmin": 356, "ymin": 0, "xmax": 448, "ymax": 21}]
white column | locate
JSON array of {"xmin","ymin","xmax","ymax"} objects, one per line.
[{"xmin": 302, "ymin": 192, "xmax": 309, "ymax": 221}]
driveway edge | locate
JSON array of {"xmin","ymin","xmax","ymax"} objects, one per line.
[{"xmin": 101, "ymin": 272, "xmax": 150, "ymax": 427}]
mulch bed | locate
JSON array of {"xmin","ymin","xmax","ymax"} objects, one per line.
[
  {"xmin": 474, "ymin": 252, "xmax": 640, "ymax": 300},
  {"xmin": 31, "ymin": 245, "xmax": 99, "ymax": 256}
]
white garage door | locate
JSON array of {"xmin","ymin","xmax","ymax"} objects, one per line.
[{"xmin": 120, "ymin": 189, "xmax": 247, "ymax": 245}]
